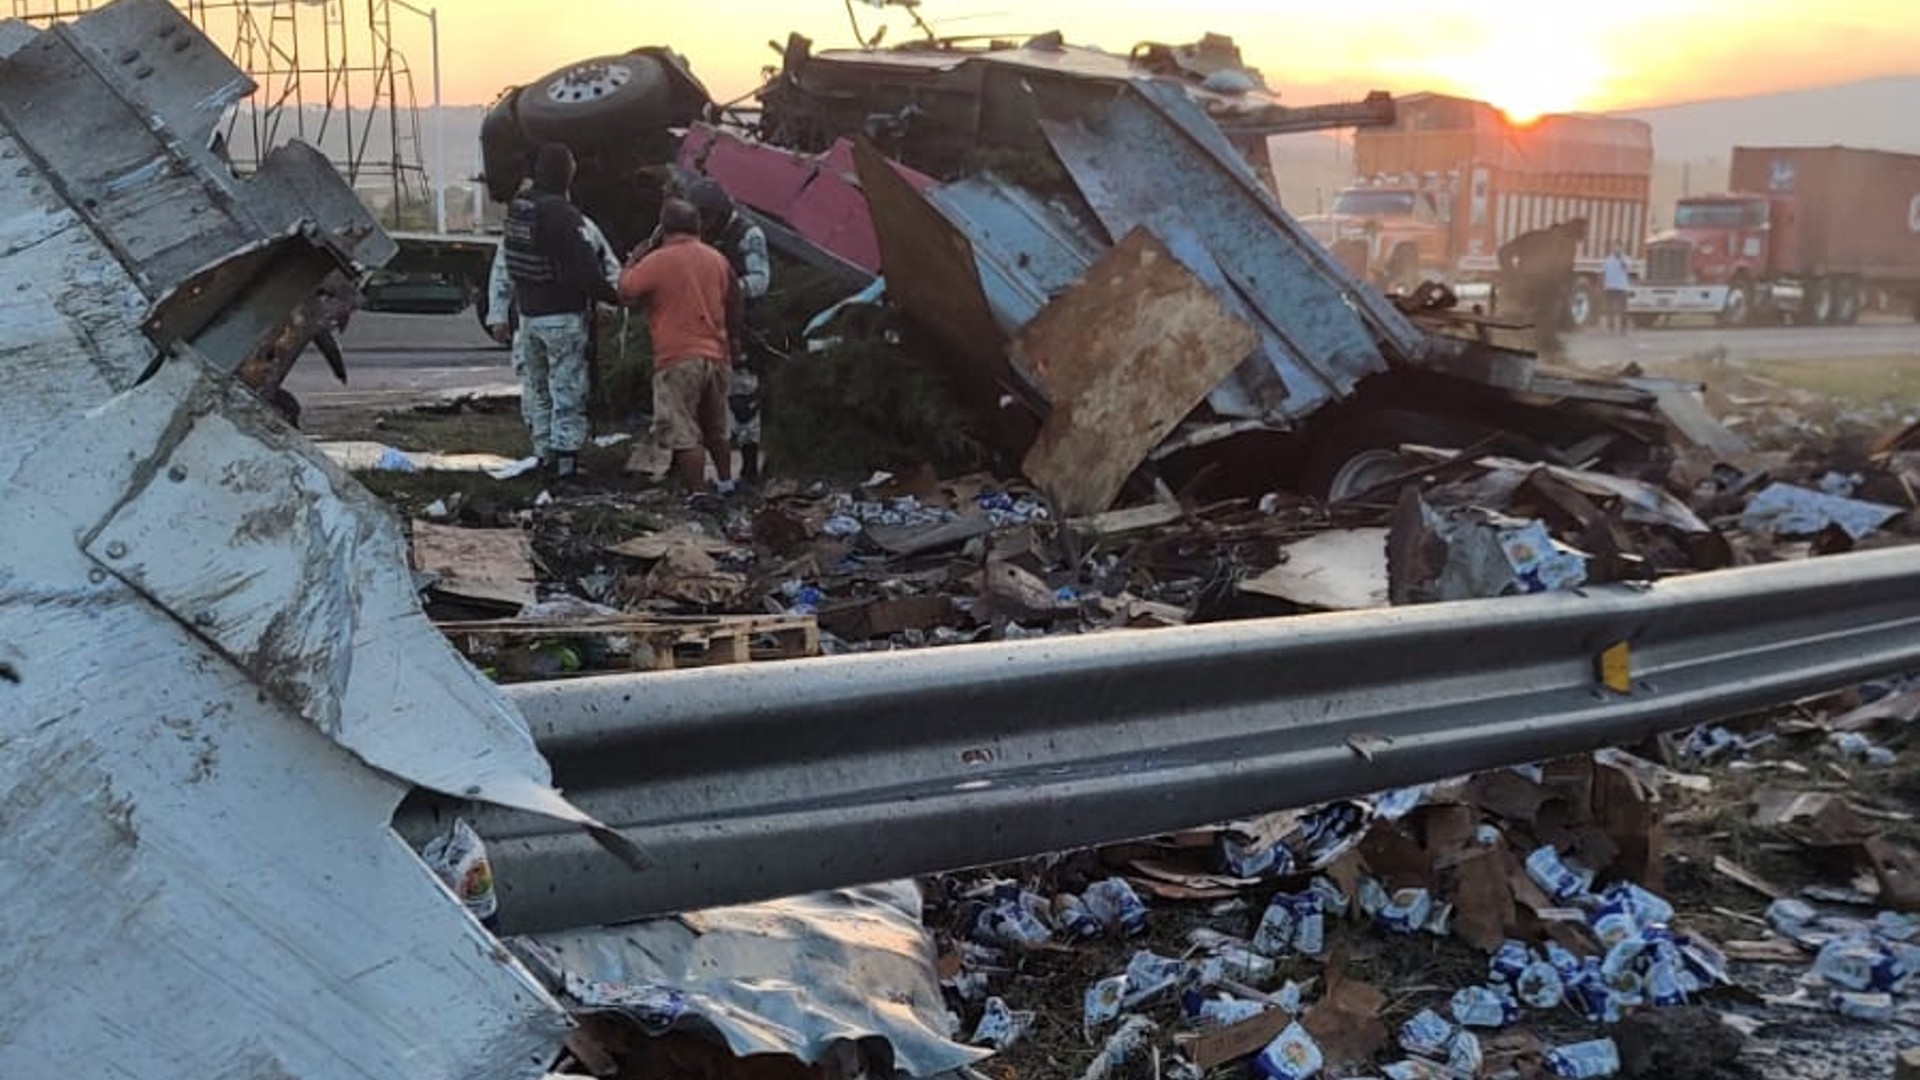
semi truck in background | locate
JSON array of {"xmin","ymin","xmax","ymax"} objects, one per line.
[
  {"xmin": 1633, "ymin": 145, "xmax": 1920, "ymax": 326},
  {"xmin": 1298, "ymin": 93, "xmax": 1653, "ymax": 327}
]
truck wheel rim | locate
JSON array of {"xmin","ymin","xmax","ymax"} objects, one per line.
[
  {"xmin": 1328, "ymin": 450, "xmax": 1408, "ymax": 502},
  {"xmin": 547, "ymin": 62, "xmax": 633, "ymax": 104}
]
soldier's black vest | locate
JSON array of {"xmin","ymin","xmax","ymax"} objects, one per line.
[{"xmin": 503, "ymin": 193, "xmax": 562, "ymax": 286}]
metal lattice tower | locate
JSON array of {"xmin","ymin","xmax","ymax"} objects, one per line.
[{"xmin": 10, "ymin": 0, "xmax": 432, "ymax": 226}]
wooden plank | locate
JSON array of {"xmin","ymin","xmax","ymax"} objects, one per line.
[
  {"xmin": 1068, "ymin": 502, "xmax": 1186, "ymax": 539},
  {"xmin": 1018, "ymin": 228, "xmax": 1258, "ymax": 517},
  {"xmin": 409, "ymin": 521, "xmax": 538, "ymax": 610}
]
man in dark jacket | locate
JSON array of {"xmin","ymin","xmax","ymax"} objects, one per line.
[{"xmin": 486, "ymin": 143, "xmax": 618, "ymax": 479}]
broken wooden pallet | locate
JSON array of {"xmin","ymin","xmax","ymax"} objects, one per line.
[{"xmin": 435, "ymin": 613, "xmax": 820, "ymax": 673}]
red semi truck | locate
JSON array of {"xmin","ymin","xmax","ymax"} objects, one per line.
[
  {"xmin": 1298, "ymin": 93, "xmax": 1653, "ymax": 327},
  {"xmin": 1633, "ymin": 145, "xmax": 1920, "ymax": 326}
]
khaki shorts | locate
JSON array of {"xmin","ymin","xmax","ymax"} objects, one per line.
[{"xmin": 651, "ymin": 358, "xmax": 731, "ymax": 453}]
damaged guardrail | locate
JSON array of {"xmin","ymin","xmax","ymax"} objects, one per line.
[{"xmin": 401, "ymin": 546, "xmax": 1920, "ymax": 934}]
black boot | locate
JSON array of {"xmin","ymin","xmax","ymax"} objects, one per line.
[{"xmin": 739, "ymin": 443, "xmax": 761, "ymax": 484}]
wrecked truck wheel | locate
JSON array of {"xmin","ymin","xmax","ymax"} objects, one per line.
[
  {"xmin": 1301, "ymin": 411, "xmax": 1488, "ymax": 502},
  {"xmin": 1834, "ymin": 277, "xmax": 1862, "ymax": 325},
  {"xmin": 516, "ymin": 54, "xmax": 676, "ymax": 143},
  {"xmin": 1716, "ymin": 278, "xmax": 1754, "ymax": 328},
  {"xmin": 1567, "ymin": 276, "xmax": 1599, "ymax": 329},
  {"xmin": 1803, "ymin": 276, "xmax": 1835, "ymax": 325}
]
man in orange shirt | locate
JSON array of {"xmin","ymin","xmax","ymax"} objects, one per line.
[{"xmin": 618, "ymin": 199, "xmax": 742, "ymax": 493}]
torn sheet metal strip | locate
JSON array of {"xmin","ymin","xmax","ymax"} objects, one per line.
[
  {"xmin": 79, "ymin": 362, "xmax": 637, "ymax": 863},
  {"xmin": 399, "ymin": 546, "xmax": 1920, "ymax": 933}
]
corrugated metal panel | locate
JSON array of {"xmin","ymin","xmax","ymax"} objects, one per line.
[
  {"xmin": 1037, "ymin": 79, "xmax": 1423, "ymax": 422},
  {"xmin": 913, "ymin": 174, "xmax": 1273, "ymax": 420},
  {"xmin": 925, "ymin": 174, "xmax": 1104, "ymax": 336}
]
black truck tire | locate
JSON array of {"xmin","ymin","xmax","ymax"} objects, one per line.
[
  {"xmin": 1568, "ymin": 275, "xmax": 1599, "ymax": 329},
  {"xmin": 1716, "ymin": 277, "xmax": 1753, "ymax": 328},
  {"xmin": 516, "ymin": 54, "xmax": 676, "ymax": 143},
  {"xmin": 1300, "ymin": 410, "xmax": 1490, "ymax": 502},
  {"xmin": 1833, "ymin": 276, "xmax": 1862, "ymax": 325}
]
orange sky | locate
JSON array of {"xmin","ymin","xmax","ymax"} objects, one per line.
[{"xmin": 387, "ymin": 0, "xmax": 1920, "ymax": 119}]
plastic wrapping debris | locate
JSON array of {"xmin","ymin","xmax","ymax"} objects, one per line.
[
  {"xmin": 1253, "ymin": 892, "xmax": 1326, "ymax": 956},
  {"xmin": 1449, "ymin": 986, "xmax": 1520, "ymax": 1028},
  {"xmin": 970, "ymin": 996, "xmax": 1035, "ymax": 1050},
  {"xmin": 1393, "ymin": 503, "xmax": 1588, "ymax": 603},
  {"xmin": 1187, "ymin": 929, "xmax": 1280, "ymax": 982},
  {"xmin": 1449, "ymin": 1029, "xmax": 1484, "ymax": 1077},
  {"xmin": 1525, "ymin": 845, "xmax": 1597, "ymax": 902},
  {"xmin": 1252, "ymin": 1021, "xmax": 1324, "ymax": 1080},
  {"xmin": 1088, "ymin": 951, "xmax": 1217, "ymax": 1029},
  {"xmin": 1084, "ymin": 878, "xmax": 1151, "ymax": 936},
  {"xmin": 1185, "ymin": 993, "xmax": 1272, "ymax": 1028},
  {"xmin": 1741, "ymin": 482, "xmax": 1902, "ymax": 540},
  {"xmin": 1833, "ymin": 731, "xmax": 1898, "ymax": 766},
  {"xmin": 1545, "ymin": 1038, "xmax": 1621, "ymax": 1078},
  {"xmin": 1221, "ymin": 801, "xmax": 1373, "ymax": 880},
  {"xmin": 1832, "ymin": 990, "xmax": 1896, "ymax": 1021},
  {"xmin": 1517, "ymin": 960, "xmax": 1567, "ymax": 1010},
  {"xmin": 970, "ymin": 884, "xmax": 1056, "ymax": 949},
  {"xmin": 1811, "ymin": 937, "xmax": 1907, "ymax": 992},
  {"xmin": 1398, "ymin": 1009, "xmax": 1456, "ymax": 1058},
  {"xmin": 1055, "ymin": 892, "xmax": 1106, "ymax": 941},
  {"xmin": 1080, "ymin": 1015, "xmax": 1159, "ymax": 1080},
  {"xmin": 376, "ymin": 444, "xmax": 420, "ymax": 472},
  {"xmin": 1085, "ymin": 975, "xmax": 1132, "ymax": 1029},
  {"xmin": 420, "ymin": 817, "xmax": 501, "ymax": 931},
  {"xmin": 487, "ymin": 454, "xmax": 543, "ymax": 480},
  {"xmin": 1357, "ymin": 879, "xmax": 1450, "ymax": 937}
]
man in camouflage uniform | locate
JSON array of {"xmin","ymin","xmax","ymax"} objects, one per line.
[
  {"xmin": 687, "ymin": 179, "xmax": 772, "ymax": 483},
  {"xmin": 485, "ymin": 143, "xmax": 618, "ymax": 479}
]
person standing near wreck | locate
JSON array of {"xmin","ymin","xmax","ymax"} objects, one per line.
[
  {"xmin": 618, "ymin": 198, "xmax": 741, "ymax": 496},
  {"xmin": 687, "ymin": 178, "xmax": 773, "ymax": 485},
  {"xmin": 485, "ymin": 143, "xmax": 618, "ymax": 480},
  {"xmin": 1601, "ymin": 242, "xmax": 1633, "ymax": 336}
]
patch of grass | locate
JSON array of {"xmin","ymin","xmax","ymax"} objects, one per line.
[
  {"xmin": 765, "ymin": 335, "xmax": 989, "ymax": 480},
  {"xmin": 324, "ymin": 409, "xmax": 651, "ymax": 518},
  {"xmin": 1644, "ymin": 353, "xmax": 1920, "ymax": 414},
  {"xmin": 593, "ymin": 311, "xmax": 655, "ymax": 429}
]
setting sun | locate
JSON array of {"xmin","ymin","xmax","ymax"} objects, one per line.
[{"xmin": 1419, "ymin": 11, "xmax": 1615, "ymax": 121}]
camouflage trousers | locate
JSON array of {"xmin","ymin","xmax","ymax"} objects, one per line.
[
  {"xmin": 512, "ymin": 312, "xmax": 590, "ymax": 457},
  {"xmin": 729, "ymin": 364, "xmax": 761, "ymax": 448}
]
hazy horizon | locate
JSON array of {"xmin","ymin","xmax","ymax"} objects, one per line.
[{"xmin": 357, "ymin": 1, "xmax": 1919, "ymax": 122}]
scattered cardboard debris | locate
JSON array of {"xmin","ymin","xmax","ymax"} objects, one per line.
[
  {"xmin": 410, "ymin": 520, "xmax": 539, "ymax": 612},
  {"xmin": 1240, "ymin": 529, "xmax": 1390, "ymax": 610}
]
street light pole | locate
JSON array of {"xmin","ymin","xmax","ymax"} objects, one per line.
[
  {"xmin": 426, "ymin": 6, "xmax": 444, "ymax": 234},
  {"xmin": 393, "ymin": 0, "xmax": 446, "ymax": 234}
]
